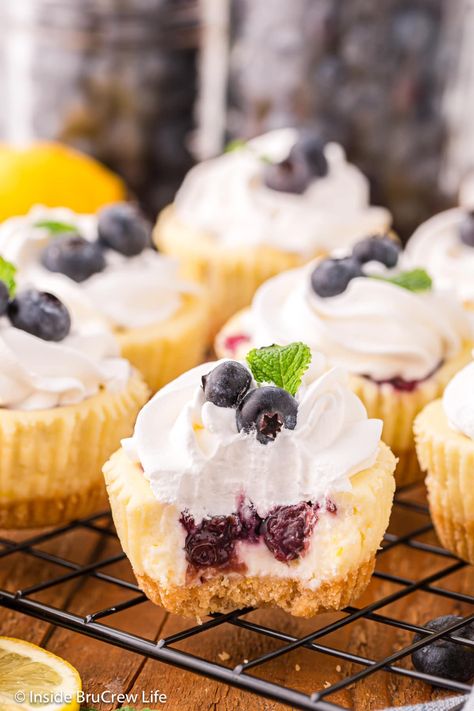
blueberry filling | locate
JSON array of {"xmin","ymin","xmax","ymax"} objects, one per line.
[
  {"xmin": 412, "ymin": 615, "xmax": 474, "ymax": 683},
  {"xmin": 223, "ymin": 333, "xmax": 250, "ymax": 356},
  {"xmin": 236, "ymin": 386, "xmax": 298, "ymax": 444},
  {"xmin": 459, "ymin": 210, "xmax": 474, "ymax": 248},
  {"xmin": 180, "ymin": 499, "xmax": 336, "ymax": 570},
  {"xmin": 363, "ymin": 360, "xmax": 443, "ymax": 392}
]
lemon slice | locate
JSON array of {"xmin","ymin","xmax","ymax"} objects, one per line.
[{"xmin": 0, "ymin": 637, "xmax": 81, "ymax": 711}]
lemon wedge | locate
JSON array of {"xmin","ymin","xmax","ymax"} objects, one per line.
[{"xmin": 0, "ymin": 637, "xmax": 81, "ymax": 711}]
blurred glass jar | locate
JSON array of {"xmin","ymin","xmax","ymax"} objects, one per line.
[{"xmin": 0, "ymin": 0, "xmax": 199, "ymax": 216}]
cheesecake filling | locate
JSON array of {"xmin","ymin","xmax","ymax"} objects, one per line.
[{"xmin": 443, "ymin": 356, "xmax": 474, "ymax": 440}]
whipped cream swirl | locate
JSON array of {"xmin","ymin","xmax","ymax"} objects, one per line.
[
  {"xmin": 0, "ymin": 206, "xmax": 196, "ymax": 330},
  {"xmin": 0, "ymin": 324, "xmax": 130, "ymax": 410},
  {"xmin": 244, "ymin": 262, "xmax": 470, "ymax": 382},
  {"xmin": 443, "ymin": 356, "xmax": 474, "ymax": 440},
  {"xmin": 406, "ymin": 208, "xmax": 474, "ymax": 305},
  {"xmin": 123, "ymin": 360, "xmax": 382, "ymax": 520},
  {"xmin": 175, "ymin": 129, "xmax": 391, "ymax": 256}
]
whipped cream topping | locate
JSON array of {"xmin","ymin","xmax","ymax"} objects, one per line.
[
  {"xmin": 443, "ymin": 356, "xmax": 474, "ymax": 440},
  {"xmin": 0, "ymin": 206, "xmax": 196, "ymax": 330},
  {"xmin": 123, "ymin": 360, "xmax": 382, "ymax": 520},
  {"xmin": 175, "ymin": 129, "xmax": 391, "ymax": 256},
  {"xmin": 0, "ymin": 324, "xmax": 130, "ymax": 410},
  {"xmin": 244, "ymin": 261, "xmax": 470, "ymax": 382},
  {"xmin": 406, "ymin": 208, "xmax": 474, "ymax": 305}
]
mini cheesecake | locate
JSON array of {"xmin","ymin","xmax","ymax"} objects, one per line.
[
  {"xmin": 104, "ymin": 343, "xmax": 396, "ymax": 618},
  {"xmin": 216, "ymin": 237, "xmax": 472, "ymax": 486}
]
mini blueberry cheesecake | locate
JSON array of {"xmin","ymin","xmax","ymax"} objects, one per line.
[
  {"xmin": 0, "ymin": 258, "xmax": 149, "ymax": 529},
  {"xmin": 154, "ymin": 128, "xmax": 391, "ymax": 335},
  {"xmin": 415, "ymin": 355, "xmax": 474, "ymax": 563},
  {"xmin": 216, "ymin": 237, "xmax": 472, "ymax": 485},
  {"xmin": 104, "ymin": 342, "xmax": 396, "ymax": 618},
  {"xmin": 0, "ymin": 204, "xmax": 208, "ymax": 392}
]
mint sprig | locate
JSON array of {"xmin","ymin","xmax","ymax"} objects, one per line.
[
  {"xmin": 0, "ymin": 257, "xmax": 16, "ymax": 297},
  {"xmin": 34, "ymin": 219, "xmax": 77, "ymax": 235},
  {"xmin": 246, "ymin": 342, "xmax": 312, "ymax": 396},
  {"xmin": 224, "ymin": 138, "xmax": 247, "ymax": 153},
  {"xmin": 370, "ymin": 268, "xmax": 432, "ymax": 293}
]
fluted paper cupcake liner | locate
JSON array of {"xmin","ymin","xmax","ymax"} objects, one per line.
[
  {"xmin": 0, "ymin": 372, "xmax": 149, "ymax": 529},
  {"xmin": 415, "ymin": 399, "xmax": 474, "ymax": 563},
  {"xmin": 117, "ymin": 293, "xmax": 209, "ymax": 393},
  {"xmin": 154, "ymin": 205, "xmax": 310, "ymax": 337}
]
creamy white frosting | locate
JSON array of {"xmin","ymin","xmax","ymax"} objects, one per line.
[
  {"xmin": 122, "ymin": 359, "xmax": 382, "ymax": 520},
  {"xmin": 175, "ymin": 129, "xmax": 391, "ymax": 256},
  {"xmin": 242, "ymin": 261, "xmax": 470, "ymax": 382},
  {"xmin": 406, "ymin": 207, "xmax": 474, "ymax": 305},
  {"xmin": 0, "ymin": 324, "xmax": 130, "ymax": 410},
  {"xmin": 443, "ymin": 356, "xmax": 474, "ymax": 440},
  {"xmin": 0, "ymin": 206, "xmax": 196, "ymax": 330}
]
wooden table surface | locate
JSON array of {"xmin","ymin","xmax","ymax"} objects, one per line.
[{"xmin": 1, "ymin": 485, "xmax": 472, "ymax": 711}]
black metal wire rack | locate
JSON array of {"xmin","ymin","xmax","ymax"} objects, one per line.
[{"xmin": 1, "ymin": 484, "xmax": 473, "ymax": 710}]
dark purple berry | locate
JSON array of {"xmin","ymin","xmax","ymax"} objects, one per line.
[
  {"xmin": 41, "ymin": 235, "xmax": 106, "ymax": 283},
  {"xmin": 459, "ymin": 211, "xmax": 474, "ymax": 248},
  {"xmin": 412, "ymin": 615, "xmax": 474, "ymax": 683},
  {"xmin": 264, "ymin": 132, "xmax": 328, "ymax": 194},
  {"xmin": 202, "ymin": 361, "xmax": 252, "ymax": 408},
  {"xmin": 8, "ymin": 289, "xmax": 71, "ymax": 341},
  {"xmin": 310, "ymin": 257, "xmax": 364, "ymax": 298},
  {"xmin": 352, "ymin": 235, "xmax": 401, "ymax": 267},
  {"xmin": 98, "ymin": 203, "xmax": 151, "ymax": 256},
  {"xmin": 183, "ymin": 514, "xmax": 242, "ymax": 569},
  {"xmin": 261, "ymin": 502, "xmax": 318, "ymax": 562},
  {"xmin": 0, "ymin": 281, "xmax": 9, "ymax": 317},
  {"xmin": 236, "ymin": 386, "xmax": 298, "ymax": 444}
]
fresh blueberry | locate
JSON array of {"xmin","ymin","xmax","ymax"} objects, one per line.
[
  {"xmin": 412, "ymin": 615, "xmax": 474, "ymax": 683},
  {"xmin": 261, "ymin": 502, "xmax": 318, "ymax": 562},
  {"xmin": 236, "ymin": 386, "xmax": 298, "ymax": 444},
  {"xmin": 459, "ymin": 211, "xmax": 474, "ymax": 248},
  {"xmin": 41, "ymin": 235, "xmax": 106, "ymax": 283},
  {"xmin": 98, "ymin": 203, "xmax": 151, "ymax": 256},
  {"xmin": 182, "ymin": 514, "xmax": 242, "ymax": 568},
  {"xmin": 8, "ymin": 289, "xmax": 71, "ymax": 341},
  {"xmin": 0, "ymin": 281, "xmax": 9, "ymax": 317},
  {"xmin": 264, "ymin": 132, "xmax": 328, "ymax": 194},
  {"xmin": 202, "ymin": 361, "xmax": 252, "ymax": 408},
  {"xmin": 310, "ymin": 257, "xmax": 364, "ymax": 298},
  {"xmin": 352, "ymin": 235, "xmax": 401, "ymax": 267}
]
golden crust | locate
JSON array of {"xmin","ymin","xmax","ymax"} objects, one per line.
[
  {"xmin": 117, "ymin": 292, "xmax": 209, "ymax": 393},
  {"xmin": 135, "ymin": 556, "xmax": 376, "ymax": 619},
  {"xmin": 154, "ymin": 205, "xmax": 310, "ymax": 336},
  {"xmin": 415, "ymin": 398, "xmax": 474, "ymax": 563},
  {"xmin": 0, "ymin": 372, "xmax": 149, "ymax": 529}
]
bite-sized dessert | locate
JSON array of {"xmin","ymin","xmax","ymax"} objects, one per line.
[
  {"xmin": 104, "ymin": 342, "xmax": 396, "ymax": 618},
  {"xmin": 0, "ymin": 204, "xmax": 208, "ymax": 392},
  {"xmin": 415, "ymin": 355, "xmax": 474, "ymax": 563},
  {"xmin": 0, "ymin": 258, "xmax": 149, "ymax": 529},
  {"xmin": 216, "ymin": 237, "xmax": 472, "ymax": 485},
  {"xmin": 154, "ymin": 128, "xmax": 391, "ymax": 335}
]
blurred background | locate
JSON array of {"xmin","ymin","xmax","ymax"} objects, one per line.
[{"xmin": 1, "ymin": 0, "xmax": 473, "ymax": 238}]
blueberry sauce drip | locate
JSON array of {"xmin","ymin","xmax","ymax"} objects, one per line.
[{"xmin": 362, "ymin": 360, "xmax": 443, "ymax": 392}]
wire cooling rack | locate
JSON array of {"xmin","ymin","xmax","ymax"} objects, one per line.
[{"xmin": 1, "ymin": 485, "xmax": 473, "ymax": 711}]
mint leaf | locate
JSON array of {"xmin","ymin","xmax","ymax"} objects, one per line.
[
  {"xmin": 34, "ymin": 219, "xmax": 77, "ymax": 234},
  {"xmin": 0, "ymin": 257, "xmax": 16, "ymax": 297},
  {"xmin": 224, "ymin": 138, "xmax": 247, "ymax": 153},
  {"xmin": 246, "ymin": 342, "xmax": 312, "ymax": 396},
  {"xmin": 371, "ymin": 268, "xmax": 432, "ymax": 293}
]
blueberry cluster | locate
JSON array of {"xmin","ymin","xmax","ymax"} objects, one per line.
[
  {"xmin": 459, "ymin": 211, "xmax": 474, "ymax": 248},
  {"xmin": 263, "ymin": 132, "xmax": 328, "ymax": 194},
  {"xmin": 0, "ymin": 287, "xmax": 71, "ymax": 342},
  {"xmin": 412, "ymin": 615, "xmax": 474, "ymax": 683},
  {"xmin": 41, "ymin": 203, "xmax": 151, "ymax": 283},
  {"xmin": 181, "ymin": 501, "xmax": 324, "ymax": 569},
  {"xmin": 202, "ymin": 361, "xmax": 298, "ymax": 445},
  {"xmin": 311, "ymin": 235, "xmax": 401, "ymax": 298}
]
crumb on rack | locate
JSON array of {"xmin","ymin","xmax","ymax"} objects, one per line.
[
  {"xmin": 295, "ymin": 664, "xmax": 301, "ymax": 671},
  {"xmin": 336, "ymin": 664, "xmax": 342, "ymax": 673},
  {"xmin": 218, "ymin": 651, "xmax": 230, "ymax": 662},
  {"xmin": 324, "ymin": 681, "xmax": 331, "ymax": 689}
]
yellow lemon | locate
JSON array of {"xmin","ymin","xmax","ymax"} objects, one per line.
[
  {"xmin": 0, "ymin": 636, "xmax": 81, "ymax": 711},
  {"xmin": 0, "ymin": 142, "xmax": 126, "ymax": 221}
]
